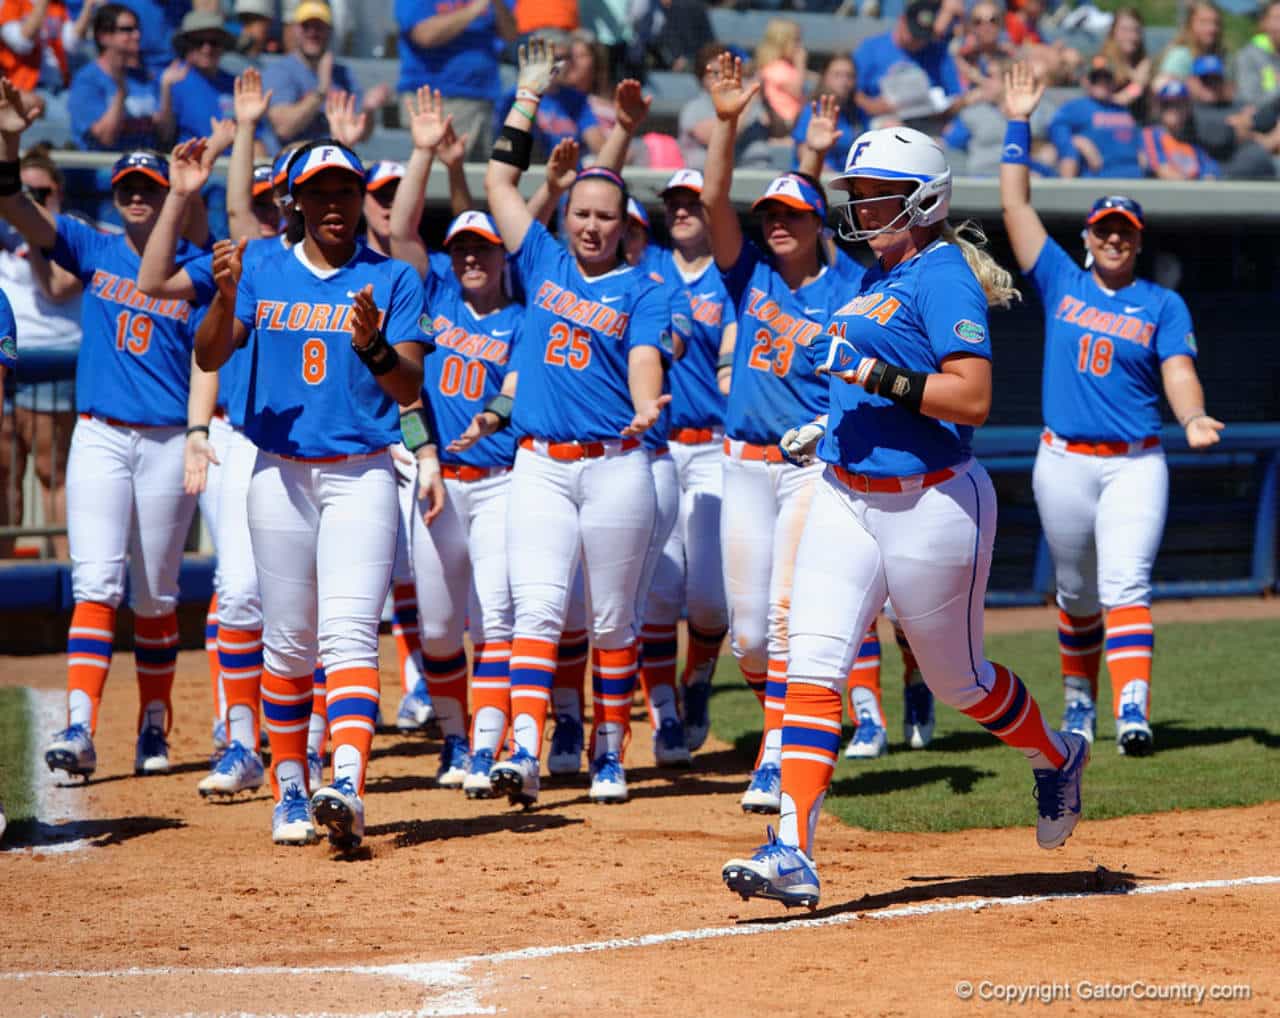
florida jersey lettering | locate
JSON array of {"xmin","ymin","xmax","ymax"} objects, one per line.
[
  {"xmin": 51, "ymin": 214, "xmax": 202, "ymax": 426},
  {"xmin": 1029, "ymin": 238, "xmax": 1195, "ymax": 443}
]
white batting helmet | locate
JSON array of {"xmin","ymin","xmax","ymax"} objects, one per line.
[{"xmin": 830, "ymin": 127, "xmax": 952, "ymax": 242}]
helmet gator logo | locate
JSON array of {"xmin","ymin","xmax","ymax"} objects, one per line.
[
  {"xmin": 418, "ymin": 313, "xmax": 437, "ymax": 337},
  {"xmin": 0, "ymin": 334, "xmax": 14, "ymax": 362},
  {"xmin": 954, "ymin": 319, "xmax": 986, "ymax": 344}
]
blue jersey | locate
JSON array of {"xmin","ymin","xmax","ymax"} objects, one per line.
[
  {"xmin": 69, "ymin": 63, "xmax": 158, "ymax": 152},
  {"xmin": 51, "ymin": 215, "xmax": 201, "ymax": 426},
  {"xmin": 651, "ymin": 247, "xmax": 730, "ymax": 432},
  {"xmin": 420, "ymin": 270, "xmax": 523, "ymax": 468},
  {"xmin": 820, "ymin": 240, "xmax": 991, "ymax": 477},
  {"xmin": 1028, "ymin": 238, "xmax": 1196, "ymax": 443},
  {"xmin": 395, "ymin": 0, "xmax": 501, "ymax": 100},
  {"xmin": 187, "ymin": 236, "xmax": 287, "ymax": 428},
  {"xmin": 1048, "ymin": 97, "xmax": 1143, "ymax": 178},
  {"xmin": 512, "ymin": 221, "xmax": 672, "ymax": 443},
  {"xmin": 235, "ymin": 244, "xmax": 431, "ymax": 458},
  {"xmin": 721, "ymin": 241, "xmax": 864, "ymax": 445},
  {"xmin": 0, "ymin": 288, "xmax": 15, "ymax": 370}
]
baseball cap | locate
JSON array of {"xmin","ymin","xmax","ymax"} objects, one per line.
[
  {"xmin": 1191, "ymin": 54, "xmax": 1225, "ymax": 79},
  {"xmin": 287, "ymin": 141, "xmax": 365, "ymax": 194},
  {"xmin": 364, "ymin": 160, "xmax": 405, "ymax": 192},
  {"xmin": 293, "ymin": 0, "xmax": 332, "ymax": 25},
  {"xmin": 111, "ymin": 150, "xmax": 169, "ymax": 189},
  {"xmin": 444, "ymin": 210, "xmax": 502, "ymax": 246},
  {"xmin": 627, "ymin": 197, "xmax": 650, "ymax": 231},
  {"xmin": 752, "ymin": 173, "xmax": 827, "ymax": 219},
  {"xmin": 235, "ymin": 0, "xmax": 274, "ymax": 18},
  {"xmin": 659, "ymin": 168, "xmax": 704, "ymax": 197},
  {"xmin": 1156, "ymin": 80, "xmax": 1190, "ymax": 103},
  {"xmin": 1085, "ymin": 194, "xmax": 1144, "ymax": 232},
  {"xmin": 904, "ymin": 0, "xmax": 940, "ymax": 41},
  {"xmin": 251, "ymin": 163, "xmax": 274, "ymax": 197},
  {"xmin": 1086, "ymin": 55, "xmax": 1115, "ymax": 80},
  {"xmin": 175, "ymin": 10, "xmax": 234, "ymax": 46}
]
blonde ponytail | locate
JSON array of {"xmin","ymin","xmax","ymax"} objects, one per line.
[{"xmin": 941, "ymin": 220, "xmax": 1021, "ymax": 309}]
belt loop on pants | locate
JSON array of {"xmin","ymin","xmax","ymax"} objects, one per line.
[
  {"xmin": 831, "ymin": 463, "xmax": 958, "ymax": 494},
  {"xmin": 441, "ymin": 463, "xmax": 512, "ymax": 481},
  {"xmin": 723, "ymin": 436, "xmax": 785, "ymax": 463},
  {"xmin": 519, "ymin": 436, "xmax": 641, "ymax": 461},
  {"xmin": 1041, "ymin": 429, "xmax": 1161, "ymax": 457}
]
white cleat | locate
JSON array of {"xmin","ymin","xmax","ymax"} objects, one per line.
[
  {"xmin": 45, "ymin": 724, "xmax": 97, "ymax": 779},
  {"xmin": 722, "ymin": 826, "xmax": 820, "ymax": 909},
  {"xmin": 1116, "ymin": 703, "xmax": 1154, "ymax": 757},
  {"xmin": 903, "ymin": 678, "xmax": 935, "ymax": 749},
  {"xmin": 588, "ymin": 752, "xmax": 628, "ymax": 803},
  {"xmin": 740, "ymin": 763, "xmax": 781, "ymax": 814},
  {"xmin": 843, "ymin": 711, "xmax": 888, "ymax": 759},
  {"xmin": 1035, "ymin": 732, "xmax": 1089, "ymax": 849},
  {"xmin": 197, "ymin": 742, "xmax": 265, "ymax": 798},
  {"xmin": 489, "ymin": 747, "xmax": 540, "ymax": 807},
  {"xmin": 134, "ymin": 725, "xmax": 170, "ymax": 775},
  {"xmin": 272, "ymin": 785, "xmax": 319, "ymax": 846},
  {"xmin": 311, "ymin": 777, "xmax": 366, "ymax": 850}
]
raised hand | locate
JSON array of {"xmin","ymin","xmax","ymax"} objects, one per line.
[
  {"xmin": 212, "ymin": 237, "xmax": 246, "ymax": 301},
  {"xmin": 709, "ymin": 52, "xmax": 761, "ymax": 123},
  {"xmin": 544, "ymin": 137, "xmax": 580, "ymax": 192},
  {"xmin": 169, "ymin": 137, "xmax": 212, "ymax": 196},
  {"xmin": 349, "ymin": 284, "xmax": 381, "ymax": 349},
  {"xmin": 0, "ymin": 77, "xmax": 40, "ymax": 136},
  {"xmin": 183, "ymin": 429, "xmax": 220, "ymax": 495},
  {"xmin": 406, "ymin": 86, "xmax": 451, "ymax": 153},
  {"xmin": 1002, "ymin": 62, "xmax": 1045, "ymax": 121},
  {"xmin": 804, "ymin": 93, "xmax": 841, "ymax": 155},
  {"xmin": 205, "ymin": 116, "xmax": 236, "ymax": 163},
  {"xmin": 316, "ymin": 49, "xmax": 334, "ymax": 93},
  {"xmin": 614, "ymin": 78, "xmax": 651, "ymax": 134},
  {"xmin": 364, "ymin": 82, "xmax": 392, "ymax": 112},
  {"xmin": 325, "ymin": 90, "xmax": 367, "ymax": 149},
  {"xmin": 233, "ymin": 67, "xmax": 272, "ymax": 124},
  {"xmin": 160, "ymin": 59, "xmax": 189, "ymax": 90},
  {"xmin": 621, "ymin": 394, "xmax": 673, "ymax": 437},
  {"xmin": 516, "ymin": 36, "xmax": 564, "ymax": 98},
  {"xmin": 437, "ymin": 121, "xmax": 468, "ymax": 168}
]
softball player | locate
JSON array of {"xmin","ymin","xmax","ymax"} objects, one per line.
[
  {"xmin": 702, "ymin": 56, "xmax": 866, "ymax": 812},
  {"xmin": 194, "ymin": 139, "xmax": 437, "ymax": 850},
  {"xmin": 723, "ymin": 126, "xmax": 1090, "ymax": 910},
  {"xmin": 1000, "ymin": 64, "xmax": 1223, "ymax": 756},
  {"xmin": 480, "ymin": 39, "xmax": 672, "ymax": 807},
  {"xmin": 0, "ymin": 133, "xmax": 201, "ymax": 780}
]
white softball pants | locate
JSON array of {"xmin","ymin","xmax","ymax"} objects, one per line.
[
  {"xmin": 66, "ymin": 416, "xmax": 196, "ymax": 616},
  {"xmin": 508, "ymin": 444, "xmax": 656, "ymax": 649},
  {"xmin": 390, "ymin": 444, "xmax": 416, "ymax": 587},
  {"xmin": 635, "ymin": 450, "xmax": 680, "ymax": 628},
  {"xmin": 787, "ymin": 461, "xmax": 999, "ymax": 711},
  {"xmin": 248, "ymin": 451, "xmax": 398, "ymax": 678},
  {"xmin": 211, "ymin": 422, "xmax": 262, "ymax": 629},
  {"xmin": 1032, "ymin": 442, "xmax": 1169, "ymax": 615}
]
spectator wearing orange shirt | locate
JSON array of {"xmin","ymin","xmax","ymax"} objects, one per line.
[{"xmin": 0, "ymin": 0, "xmax": 97, "ymax": 104}]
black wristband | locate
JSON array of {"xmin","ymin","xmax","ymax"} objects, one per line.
[
  {"xmin": 491, "ymin": 124, "xmax": 534, "ymax": 171},
  {"xmin": 716, "ymin": 352, "xmax": 734, "ymax": 372},
  {"xmin": 186, "ymin": 424, "xmax": 210, "ymax": 438},
  {"xmin": 0, "ymin": 160, "xmax": 20, "ymax": 197},
  {"xmin": 871, "ymin": 361, "xmax": 927, "ymax": 413},
  {"xmin": 483, "ymin": 393, "xmax": 514, "ymax": 430},
  {"xmin": 353, "ymin": 330, "xmax": 399, "ymax": 376}
]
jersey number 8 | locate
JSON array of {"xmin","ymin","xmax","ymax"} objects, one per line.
[
  {"xmin": 302, "ymin": 338, "xmax": 327, "ymax": 385},
  {"xmin": 114, "ymin": 311, "xmax": 152, "ymax": 356},
  {"xmin": 1076, "ymin": 333, "xmax": 1113, "ymax": 378}
]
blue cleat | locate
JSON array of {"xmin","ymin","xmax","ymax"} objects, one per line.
[
  {"xmin": 396, "ymin": 680, "xmax": 434, "ymax": 732},
  {"xmin": 311, "ymin": 776, "xmax": 365, "ymax": 850},
  {"xmin": 463, "ymin": 748, "xmax": 496, "ymax": 799},
  {"xmin": 436, "ymin": 734, "xmax": 471, "ymax": 788},
  {"xmin": 134, "ymin": 725, "xmax": 170, "ymax": 775},
  {"xmin": 489, "ymin": 746, "xmax": 540, "ymax": 807},
  {"xmin": 45, "ymin": 723, "xmax": 96, "ymax": 779},
  {"xmin": 741, "ymin": 762, "xmax": 781, "ymax": 814},
  {"xmin": 589, "ymin": 751, "xmax": 628, "ymax": 803},
  {"xmin": 272, "ymin": 784, "xmax": 318, "ymax": 845},
  {"xmin": 546, "ymin": 714, "xmax": 584, "ymax": 776},
  {"xmin": 1116, "ymin": 703, "xmax": 1153, "ymax": 757},
  {"xmin": 197, "ymin": 741, "xmax": 265, "ymax": 797},
  {"xmin": 722, "ymin": 826, "xmax": 820, "ymax": 909},
  {"xmin": 653, "ymin": 717, "xmax": 692, "ymax": 767},
  {"xmin": 903, "ymin": 679, "xmax": 935, "ymax": 749},
  {"xmin": 844, "ymin": 710, "xmax": 888, "ymax": 759},
  {"xmin": 1034, "ymin": 732, "xmax": 1089, "ymax": 849}
]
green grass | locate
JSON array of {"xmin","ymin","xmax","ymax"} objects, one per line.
[
  {"xmin": 0, "ymin": 687, "xmax": 35, "ymax": 824},
  {"xmin": 707, "ymin": 618, "xmax": 1280, "ymax": 834},
  {"xmin": 1094, "ymin": 0, "xmax": 1258, "ymax": 55}
]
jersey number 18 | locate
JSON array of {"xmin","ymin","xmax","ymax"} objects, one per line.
[{"xmin": 1076, "ymin": 333, "xmax": 1113, "ymax": 378}]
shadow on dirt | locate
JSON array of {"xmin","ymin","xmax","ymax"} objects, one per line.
[
  {"xmin": 366, "ymin": 810, "xmax": 584, "ymax": 848},
  {"xmin": 828, "ymin": 764, "xmax": 998, "ymax": 797},
  {"xmin": 1, "ymin": 814, "xmax": 186, "ymax": 850}
]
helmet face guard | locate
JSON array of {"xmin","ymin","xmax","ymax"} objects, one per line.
[
  {"xmin": 831, "ymin": 127, "xmax": 952, "ymax": 243},
  {"xmin": 832, "ymin": 169, "xmax": 952, "ymax": 242}
]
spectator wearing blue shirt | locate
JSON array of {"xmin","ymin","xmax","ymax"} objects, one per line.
[
  {"xmin": 396, "ymin": 0, "xmax": 517, "ymax": 162},
  {"xmin": 853, "ymin": 0, "xmax": 965, "ymax": 134},
  {"xmin": 165, "ymin": 11, "xmax": 267, "ymax": 150},
  {"xmin": 262, "ymin": 1, "xmax": 391, "ymax": 149},
  {"xmin": 793, "ymin": 54, "xmax": 864, "ymax": 174},
  {"xmin": 1142, "ymin": 80, "xmax": 1220, "ymax": 180},
  {"xmin": 68, "ymin": 2, "xmax": 162, "ymax": 151},
  {"xmin": 1049, "ymin": 56, "xmax": 1143, "ymax": 178}
]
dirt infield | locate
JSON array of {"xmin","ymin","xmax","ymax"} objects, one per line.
[{"xmin": 2, "ymin": 609, "xmax": 1278, "ymax": 1017}]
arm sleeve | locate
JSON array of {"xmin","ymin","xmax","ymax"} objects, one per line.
[
  {"xmin": 916, "ymin": 255, "xmax": 992, "ymax": 364},
  {"xmin": 385, "ymin": 263, "xmax": 432, "ymax": 349},
  {"xmin": 513, "ymin": 219, "xmax": 563, "ymax": 291},
  {"xmin": 1155, "ymin": 291, "xmax": 1196, "ymax": 362},
  {"xmin": 718, "ymin": 240, "xmax": 762, "ymax": 309},
  {"xmin": 234, "ymin": 266, "xmax": 257, "ymax": 331},
  {"xmin": 49, "ymin": 214, "xmax": 103, "ymax": 283},
  {"xmin": 1025, "ymin": 235, "xmax": 1074, "ymax": 303}
]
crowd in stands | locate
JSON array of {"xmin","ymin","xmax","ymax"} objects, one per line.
[{"xmin": 2, "ymin": 0, "xmax": 1280, "ymax": 175}]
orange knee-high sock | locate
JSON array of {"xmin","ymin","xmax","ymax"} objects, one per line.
[
  {"xmin": 1059, "ymin": 610, "xmax": 1104, "ymax": 700},
  {"xmin": 470, "ymin": 640, "xmax": 511, "ymax": 755},
  {"xmin": 134, "ymin": 613, "xmax": 178, "ymax": 733},
  {"xmin": 218, "ymin": 625, "xmax": 264, "ymax": 746},
  {"xmin": 963, "ymin": 663, "xmax": 1067, "ymax": 768},
  {"xmin": 326, "ymin": 664, "xmax": 380, "ymax": 795},
  {"xmin": 681, "ymin": 623, "xmax": 726, "ymax": 684},
  {"xmin": 846, "ymin": 624, "xmax": 883, "ymax": 724},
  {"xmin": 552, "ymin": 629, "xmax": 589, "ymax": 721},
  {"xmin": 205, "ymin": 594, "xmax": 220, "ymax": 721},
  {"xmin": 741, "ymin": 664, "xmax": 767, "ymax": 708},
  {"xmin": 1105, "ymin": 605, "xmax": 1153, "ymax": 718},
  {"xmin": 591, "ymin": 644, "xmax": 638, "ymax": 760},
  {"xmin": 893, "ymin": 622, "xmax": 919, "ymax": 682},
  {"xmin": 262, "ymin": 669, "xmax": 313, "ymax": 798},
  {"xmin": 755, "ymin": 657, "xmax": 787, "ymax": 769},
  {"xmin": 638, "ymin": 622, "xmax": 679, "ymax": 727},
  {"xmin": 423, "ymin": 649, "xmax": 470, "ymax": 739},
  {"xmin": 509, "ymin": 636, "xmax": 557, "ymax": 758},
  {"xmin": 778, "ymin": 680, "xmax": 843, "ymax": 857},
  {"xmin": 66, "ymin": 601, "xmax": 116, "ymax": 733},
  {"xmin": 391, "ymin": 582, "xmax": 424, "ymax": 697}
]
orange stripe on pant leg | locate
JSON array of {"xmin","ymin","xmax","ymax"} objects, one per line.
[
  {"xmin": 846, "ymin": 623, "xmax": 882, "ymax": 722},
  {"xmin": 553, "ymin": 629, "xmax": 589, "ymax": 712},
  {"xmin": 1059, "ymin": 610, "xmax": 1104, "ymax": 700},
  {"xmin": 219, "ymin": 626, "xmax": 264, "ymax": 745},
  {"xmin": 205, "ymin": 593, "xmax": 220, "ymax": 722},
  {"xmin": 638, "ymin": 623, "xmax": 678, "ymax": 727},
  {"xmin": 755, "ymin": 658, "xmax": 788, "ymax": 769},
  {"xmin": 963, "ymin": 663, "xmax": 1065, "ymax": 768},
  {"xmin": 326, "ymin": 665, "xmax": 380, "ymax": 795},
  {"xmin": 591, "ymin": 644, "xmax": 638, "ymax": 760},
  {"xmin": 1105, "ymin": 605, "xmax": 1153, "ymax": 718},
  {"xmin": 780, "ymin": 681, "xmax": 843, "ymax": 857},
  {"xmin": 470, "ymin": 640, "xmax": 511, "ymax": 750},
  {"xmin": 391, "ymin": 582, "xmax": 423, "ymax": 697},
  {"xmin": 134, "ymin": 613, "xmax": 179, "ymax": 733},
  {"xmin": 262, "ymin": 669, "xmax": 314, "ymax": 798},
  {"xmin": 66, "ymin": 601, "xmax": 116, "ymax": 734},
  {"xmin": 510, "ymin": 636, "xmax": 558, "ymax": 757}
]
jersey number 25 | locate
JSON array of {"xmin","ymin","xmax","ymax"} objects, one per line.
[{"xmin": 545, "ymin": 323, "xmax": 592, "ymax": 370}]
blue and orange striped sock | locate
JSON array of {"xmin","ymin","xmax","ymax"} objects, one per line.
[
  {"xmin": 262, "ymin": 669, "xmax": 313, "ymax": 797},
  {"xmin": 307, "ymin": 665, "xmax": 328, "ymax": 759},
  {"xmin": 205, "ymin": 594, "xmax": 221, "ymax": 725},
  {"xmin": 591, "ymin": 645, "xmax": 638, "ymax": 760},
  {"xmin": 326, "ymin": 664, "xmax": 380, "ymax": 795},
  {"xmin": 470, "ymin": 640, "xmax": 511, "ymax": 756},
  {"xmin": 846, "ymin": 623, "xmax": 883, "ymax": 725},
  {"xmin": 134, "ymin": 613, "xmax": 178, "ymax": 733},
  {"xmin": 681, "ymin": 623, "xmax": 726, "ymax": 684},
  {"xmin": 777, "ymin": 679, "xmax": 843, "ymax": 856},
  {"xmin": 1105, "ymin": 605, "xmax": 1153, "ymax": 719},
  {"xmin": 638, "ymin": 622, "xmax": 679, "ymax": 728},
  {"xmin": 755, "ymin": 657, "xmax": 788, "ymax": 769},
  {"xmin": 219, "ymin": 625, "xmax": 263, "ymax": 748},
  {"xmin": 66, "ymin": 601, "xmax": 115, "ymax": 733},
  {"xmin": 391, "ymin": 582, "xmax": 425, "ymax": 697},
  {"xmin": 423, "ymin": 647, "xmax": 469, "ymax": 739},
  {"xmin": 552, "ymin": 629, "xmax": 589, "ymax": 722},
  {"xmin": 963, "ymin": 663, "xmax": 1067, "ymax": 769},
  {"xmin": 510, "ymin": 636, "xmax": 557, "ymax": 758},
  {"xmin": 1059, "ymin": 610, "xmax": 1104, "ymax": 701}
]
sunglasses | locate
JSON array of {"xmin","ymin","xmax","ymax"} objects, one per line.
[
  {"xmin": 112, "ymin": 22, "xmax": 141, "ymax": 33},
  {"xmin": 187, "ymin": 35, "xmax": 226, "ymax": 48},
  {"xmin": 23, "ymin": 185, "xmax": 54, "ymax": 205},
  {"xmin": 971, "ymin": 15, "xmax": 1001, "ymax": 24}
]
